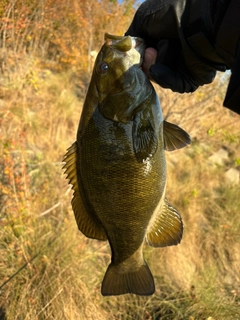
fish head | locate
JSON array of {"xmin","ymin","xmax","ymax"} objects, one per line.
[{"xmin": 93, "ymin": 33, "xmax": 153, "ymax": 123}]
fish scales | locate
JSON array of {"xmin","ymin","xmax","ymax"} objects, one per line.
[
  {"xmin": 79, "ymin": 108, "xmax": 165, "ymax": 263},
  {"xmin": 63, "ymin": 33, "xmax": 191, "ymax": 296}
]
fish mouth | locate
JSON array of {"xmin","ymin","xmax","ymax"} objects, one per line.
[
  {"xmin": 131, "ymin": 37, "xmax": 145, "ymax": 52},
  {"xmin": 98, "ymin": 34, "xmax": 150, "ymax": 123},
  {"xmin": 131, "ymin": 37, "xmax": 145, "ymax": 67},
  {"xmin": 105, "ymin": 33, "xmax": 145, "ymax": 67}
]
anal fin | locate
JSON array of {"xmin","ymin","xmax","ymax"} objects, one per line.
[
  {"xmin": 63, "ymin": 142, "xmax": 107, "ymax": 241},
  {"xmin": 146, "ymin": 198, "xmax": 183, "ymax": 247}
]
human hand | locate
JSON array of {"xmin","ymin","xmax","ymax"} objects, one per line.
[
  {"xmin": 141, "ymin": 45, "xmax": 199, "ymax": 94},
  {"xmin": 141, "ymin": 47, "xmax": 157, "ymax": 78},
  {"xmin": 125, "ymin": 1, "xmax": 205, "ymax": 93}
]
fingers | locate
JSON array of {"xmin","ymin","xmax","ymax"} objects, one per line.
[
  {"xmin": 142, "ymin": 47, "xmax": 157, "ymax": 78},
  {"xmin": 149, "ymin": 63, "xmax": 199, "ymax": 93},
  {"xmin": 141, "ymin": 47, "xmax": 199, "ymax": 94}
]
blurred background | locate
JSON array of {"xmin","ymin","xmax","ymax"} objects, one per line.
[{"xmin": 0, "ymin": 1, "xmax": 239, "ymax": 319}]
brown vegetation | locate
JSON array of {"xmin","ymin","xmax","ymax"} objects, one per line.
[{"xmin": 0, "ymin": 1, "xmax": 240, "ymax": 319}]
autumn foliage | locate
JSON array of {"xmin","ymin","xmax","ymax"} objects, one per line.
[
  {"xmin": 0, "ymin": 0, "xmax": 136, "ymax": 72},
  {"xmin": 0, "ymin": 1, "xmax": 240, "ymax": 319},
  {"xmin": 0, "ymin": 0, "xmax": 136, "ymax": 232}
]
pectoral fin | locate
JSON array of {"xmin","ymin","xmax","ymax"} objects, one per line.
[
  {"xmin": 132, "ymin": 113, "xmax": 158, "ymax": 163},
  {"xmin": 163, "ymin": 120, "xmax": 191, "ymax": 151},
  {"xmin": 146, "ymin": 198, "xmax": 183, "ymax": 247},
  {"xmin": 63, "ymin": 142, "xmax": 107, "ymax": 241}
]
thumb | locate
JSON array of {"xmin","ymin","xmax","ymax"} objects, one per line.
[{"xmin": 141, "ymin": 47, "xmax": 157, "ymax": 77}]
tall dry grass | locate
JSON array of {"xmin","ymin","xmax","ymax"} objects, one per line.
[{"xmin": 0, "ymin": 56, "xmax": 240, "ymax": 320}]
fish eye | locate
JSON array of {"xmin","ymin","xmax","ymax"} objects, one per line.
[{"xmin": 99, "ymin": 62, "xmax": 109, "ymax": 74}]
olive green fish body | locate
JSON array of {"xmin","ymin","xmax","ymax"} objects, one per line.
[
  {"xmin": 63, "ymin": 34, "xmax": 191, "ymax": 296},
  {"xmin": 79, "ymin": 90, "xmax": 165, "ymax": 263}
]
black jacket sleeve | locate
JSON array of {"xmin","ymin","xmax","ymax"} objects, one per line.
[
  {"xmin": 125, "ymin": 0, "xmax": 216, "ymax": 93},
  {"xmin": 125, "ymin": 0, "xmax": 240, "ymax": 114}
]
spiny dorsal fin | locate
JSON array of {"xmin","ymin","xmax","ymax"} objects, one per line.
[
  {"xmin": 62, "ymin": 142, "xmax": 80, "ymax": 193},
  {"xmin": 63, "ymin": 142, "xmax": 107, "ymax": 241},
  {"xmin": 146, "ymin": 198, "xmax": 183, "ymax": 247},
  {"xmin": 163, "ymin": 120, "xmax": 191, "ymax": 151}
]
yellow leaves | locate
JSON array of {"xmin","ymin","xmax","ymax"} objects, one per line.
[
  {"xmin": 1, "ymin": 0, "xmax": 137, "ymax": 71},
  {"xmin": 26, "ymin": 34, "xmax": 32, "ymax": 41},
  {"xmin": 1, "ymin": 184, "xmax": 11, "ymax": 195},
  {"xmin": 207, "ymin": 128, "xmax": 216, "ymax": 136},
  {"xmin": 3, "ymin": 167, "xmax": 11, "ymax": 176},
  {"xmin": 25, "ymin": 71, "xmax": 39, "ymax": 91},
  {"xmin": 191, "ymin": 189, "xmax": 198, "ymax": 198}
]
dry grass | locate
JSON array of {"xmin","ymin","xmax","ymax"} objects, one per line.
[{"xmin": 0, "ymin": 59, "xmax": 240, "ymax": 320}]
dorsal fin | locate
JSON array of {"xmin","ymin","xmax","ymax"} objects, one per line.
[
  {"xmin": 63, "ymin": 142, "xmax": 107, "ymax": 241},
  {"xmin": 146, "ymin": 198, "xmax": 183, "ymax": 247},
  {"xmin": 163, "ymin": 120, "xmax": 191, "ymax": 151}
]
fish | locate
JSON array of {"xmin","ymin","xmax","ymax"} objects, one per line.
[{"xmin": 63, "ymin": 33, "xmax": 191, "ymax": 296}]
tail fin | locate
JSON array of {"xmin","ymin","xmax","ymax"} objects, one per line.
[{"xmin": 101, "ymin": 262, "xmax": 155, "ymax": 296}]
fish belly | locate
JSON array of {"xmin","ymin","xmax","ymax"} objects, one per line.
[{"xmin": 79, "ymin": 108, "xmax": 166, "ymax": 264}]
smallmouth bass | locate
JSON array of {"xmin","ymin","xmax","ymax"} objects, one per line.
[{"xmin": 63, "ymin": 33, "xmax": 191, "ymax": 296}]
